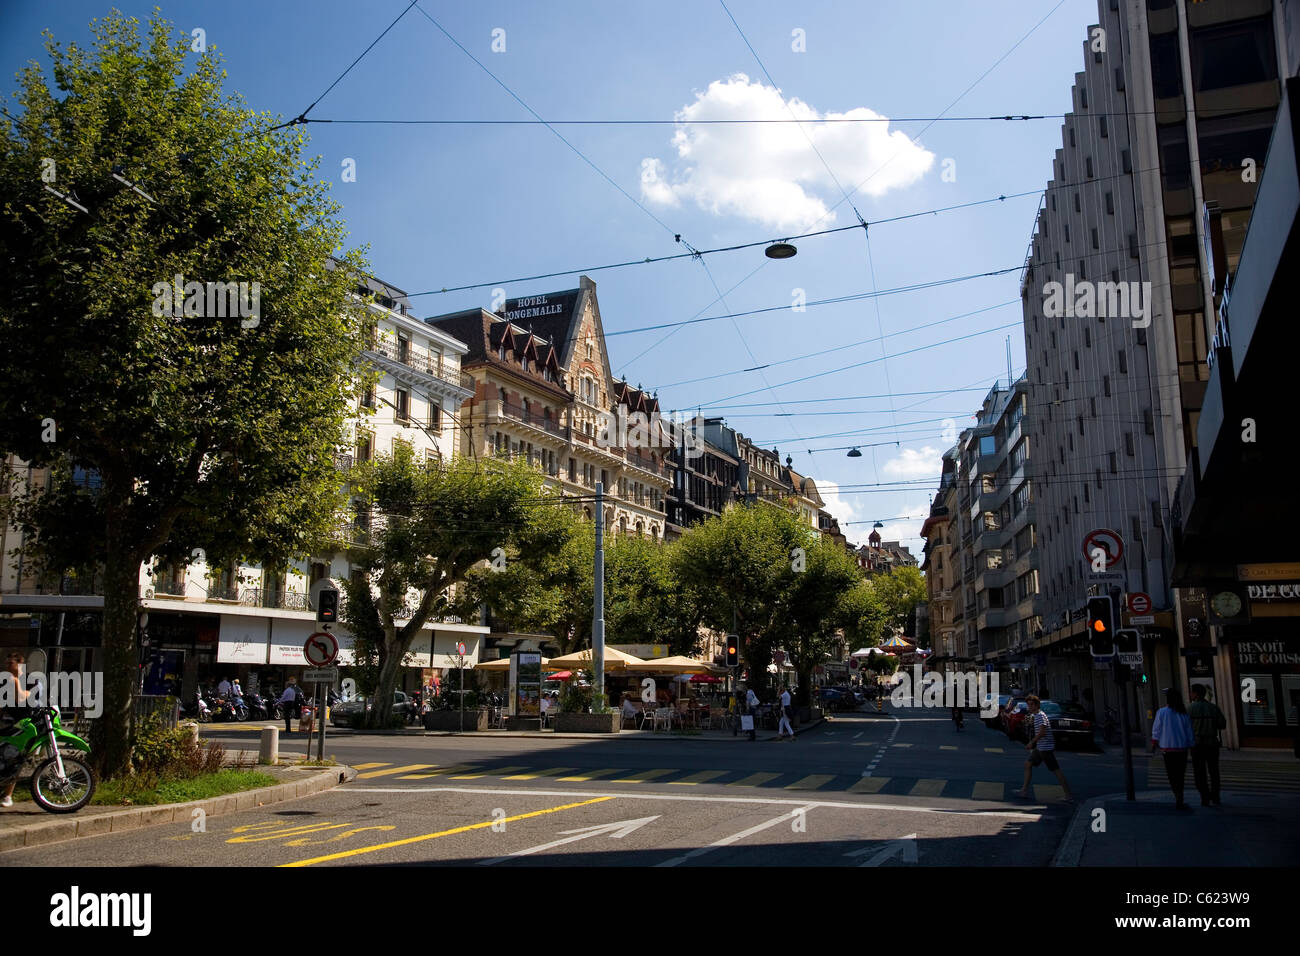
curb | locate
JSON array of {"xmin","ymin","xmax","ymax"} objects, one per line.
[{"xmin": 0, "ymin": 764, "xmax": 357, "ymax": 853}]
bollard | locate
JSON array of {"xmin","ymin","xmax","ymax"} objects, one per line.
[
  {"xmin": 181, "ymin": 722, "xmax": 200, "ymax": 747},
  {"xmin": 259, "ymin": 726, "xmax": 279, "ymax": 765}
]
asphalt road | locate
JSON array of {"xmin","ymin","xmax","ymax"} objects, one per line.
[{"xmin": 1, "ymin": 703, "xmax": 1135, "ymax": 867}]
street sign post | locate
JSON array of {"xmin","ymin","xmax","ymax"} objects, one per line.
[
  {"xmin": 303, "ymin": 667, "xmax": 339, "ymax": 684},
  {"xmin": 303, "ymin": 632, "xmax": 339, "ymax": 667},
  {"xmin": 1127, "ymin": 592, "xmax": 1152, "ymax": 615},
  {"xmin": 1115, "ymin": 629, "xmax": 1143, "ymax": 666},
  {"xmin": 1082, "ymin": 528, "xmax": 1124, "ymax": 569}
]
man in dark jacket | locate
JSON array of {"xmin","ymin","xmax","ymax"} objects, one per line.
[{"xmin": 1189, "ymin": 684, "xmax": 1227, "ymax": 807}]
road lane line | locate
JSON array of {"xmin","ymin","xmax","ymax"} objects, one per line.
[
  {"xmin": 727, "ymin": 772, "xmax": 781, "ymax": 788},
  {"xmin": 984, "ymin": 747, "xmax": 1005, "ymax": 753},
  {"xmin": 279, "ymin": 796, "xmax": 615, "ymax": 867},
  {"xmin": 849, "ymin": 777, "xmax": 889, "ymax": 793},
  {"xmin": 656, "ymin": 805, "xmax": 819, "ymax": 867},
  {"xmin": 357, "ymin": 764, "xmax": 434, "ymax": 779},
  {"xmin": 862, "ymin": 714, "xmax": 902, "ymax": 778},
  {"xmin": 785, "ymin": 774, "xmax": 835, "ymax": 791},
  {"xmin": 909, "ymin": 779, "xmax": 946, "ymax": 797},
  {"xmin": 669, "ymin": 770, "xmax": 727, "ymax": 785},
  {"xmin": 891, "ymin": 743, "xmax": 912, "ymax": 748},
  {"xmin": 940, "ymin": 745, "xmax": 958, "ymax": 751},
  {"xmin": 853, "ymin": 732, "xmax": 864, "ymax": 739}
]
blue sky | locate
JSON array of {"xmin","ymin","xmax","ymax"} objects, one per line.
[{"xmin": 1, "ymin": 0, "xmax": 1100, "ymax": 553}]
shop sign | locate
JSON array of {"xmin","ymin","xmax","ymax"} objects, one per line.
[
  {"xmin": 1238, "ymin": 563, "xmax": 1300, "ymax": 581},
  {"xmin": 1246, "ymin": 583, "xmax": 1300, "ymax": 601},
  {"xmin": 1234, "ymin": 640, "xmax": 1300, "ymax": 666}
]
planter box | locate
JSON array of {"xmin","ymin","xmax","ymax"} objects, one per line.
[
  {"xmin": 505, "ymin": 716, "xmax": 542, "ymax": 731},
  {"xmin": 422, "ymin": 710, "xmax": 489, "ymax": 732},
  {"xmin": 552, "ymin": 712, "xmax": 621, "ymax": 734}
]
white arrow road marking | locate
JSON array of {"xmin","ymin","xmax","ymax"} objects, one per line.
[
  {"xmin": 844, "ymin": 833, "xmax": 919, "ymax": 866},
  {"xmin": 656, "ymin": 805, "xmax": 818, "ymax": 867},
  {"xmin": 478, "ymin": 816, "xmax": 660, "ymax": 865}
]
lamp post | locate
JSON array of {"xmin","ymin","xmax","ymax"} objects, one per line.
[{"xmin": 593, "ymin": 482, "xmax": 605, "ymax": 710}]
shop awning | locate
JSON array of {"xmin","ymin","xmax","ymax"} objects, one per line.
[{"xmin": 546, "ymin": 647, "xmax": 648, "ymax": 671}]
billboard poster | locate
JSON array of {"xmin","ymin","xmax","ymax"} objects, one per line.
[{"xmin": 510, "ymin": 651, "xmax": 542, "ymax": 717}]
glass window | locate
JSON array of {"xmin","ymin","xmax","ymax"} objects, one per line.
[{"xmin": 1190, "ymin": 18, "xmax": 1277, "ymax": 92}]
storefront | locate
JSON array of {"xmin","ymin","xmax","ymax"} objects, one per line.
[{"xmin": 1222, "ymin": 623, "xmax": 1300, "ymax": 747}]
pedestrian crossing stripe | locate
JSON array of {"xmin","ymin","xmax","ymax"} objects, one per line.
[
  {"xmin": 555, "ymin": 768, "xmax": 621, "ymax": 782},
  {"xmin": 448, "ymin": 766, "xmax": 528, "ymax": 779},
  {"xmin": 940, "ymin": 745, "xmax": 958, "ymax": 751},
  {"xmin": 352, "ymin": 763, "xmax": 390, "ymax": 770},
  {"xmin": 501, "ymin": 767, "xmax": 576, "ymax": 780},
  {"xmin": 668, "ymin": 770, "xmax": 727, "ymax": 785},
  {"xmin": 728, "ymin": 772, "xmax": 781, "ymax": 787},
  {"xmin": 398, "ymin": 765, "xmax": 476, "ymax": 779},
  {"xmin": 786, "ymin": 774, "xmax": 835, "ymax": 790},
  {"xmin": 891, "ymin": 743, "xmax": 912, "ymax": 748},
  {"xmin": 609, "ymin": 769, "xmax": 675, "ymax": 783},
  {"xmin": 849, "ymin": 777, "xmax": 888, "ymax": 793},
  {"xmin": 358, "ymin": 764, "xmax": 434, "ymax": 779},
  {"xmin": 909, "ymin": 779, "xmax": 946, "ymax": 797},
  {"xmin": 971, "ymin": 781, "xmax": 1004, "ymax": 800},
  {"xmin": 984, "ymin": 747, "xmax": 1004, "ymax": 753}
]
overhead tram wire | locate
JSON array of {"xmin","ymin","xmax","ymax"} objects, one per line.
[{"xmin": 266, "ymin": 0, "xmax": 421, "ymax": 134}]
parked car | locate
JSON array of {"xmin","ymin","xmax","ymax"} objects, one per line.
[
  {"xmin": 817, "ymin": 686, "xmax": 856, "ymax": 712},
  {"xmin": 985, "ymin": 694, "xmax": 1016, "ymax": 728},
  {"xmin": 331, "ymin": 690, "xmax": 413, "ymax": 728},
  {"xmin": 1039, "ymin": 700, "xmax": 1095, "ymax": 749},
  {"xmin": 1001, "ymin": 697, "xmax": 1030, "ymax": 740}
]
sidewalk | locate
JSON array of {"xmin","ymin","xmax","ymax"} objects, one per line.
[
  {"xmin": 0, "ymin": 751, "xmax": 354, "ymax": 852},
  {"xmin": 1053, "ymin": 788, "xmax": 1300, "ymax": 867}
]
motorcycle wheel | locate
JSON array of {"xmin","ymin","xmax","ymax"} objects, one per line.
[
  {"xmin": 30, "ymin": 754, "xmax": 96, "ymax": 814},
  {"xmin": 235, "ymin": 706, "xmax": 249, "ymax": 721}
]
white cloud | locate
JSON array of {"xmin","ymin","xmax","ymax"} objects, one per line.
[
  {"xmin": 881, "ymin": 446, "xmax": 942, "ymax": 481},
  {"xmin": 817, "ymin": 479, "xmax": 860, "ymax": 527},
  {"xmin": 875, "ymin": 501, "xmax": 931, "ymax": 547},
  {"xmin": 641, "ymin": 74, "xmax": 934, "ymax": 232}
]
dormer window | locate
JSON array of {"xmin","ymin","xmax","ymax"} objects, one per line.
[
  {"xmin": 499, "ymin": 346, "xmax": 507, "ymax": 361},
  {"xmin": 522, "ymin": 355, "xmax": 530, "ymax": 372}
]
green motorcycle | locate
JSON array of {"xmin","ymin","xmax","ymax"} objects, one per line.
[{"xmin": 0, "ymin": 705, "xmax": 96, "ymax": 813}]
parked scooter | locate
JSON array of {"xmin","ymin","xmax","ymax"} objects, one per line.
[{"xmin": 243, "ymin": 692, "xmax": 270, "ymax": 720}]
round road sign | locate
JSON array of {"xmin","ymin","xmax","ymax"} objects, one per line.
[
  {"xmin": 456, "ymin": 641, "xmax": 467, "ymax": 657},
  {"xmin": 1128, "ymin": 592, "xmax": 1152, "ymax": 615},
  {"xmin": 304, "ymin": 632, "xmax": 339, "ymax": 666},
  {"xmin": 1082, "ymin": 528, "xmax": 1124, "ymax": 568}
]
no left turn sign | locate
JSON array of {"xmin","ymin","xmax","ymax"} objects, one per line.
[{"xmin": 1082, "ymin": 528, "xmax": 1124, "ymax": 569}]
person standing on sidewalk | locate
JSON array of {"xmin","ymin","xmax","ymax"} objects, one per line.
[
  {"xmin": 1151, "ymin": 687, "xmax": 1196, "ymax": 811},
  {"xmin": 277, "ymin": 679, "xmax": 301, "ymax": 733},
  {"xmin": 745, "ymin": 686, "xmax": 760, "ymax": 741},
  {"xmin": 1015, "ymin": 695, "xmax": 1074, "ymax": 803},
  {"xmin": 1188, "ymin": 685, "xmax": 1226, "ymax": 807},
  {"xmin": 777, "ymin": 686, "xmax": 795, "ymax": 739}
]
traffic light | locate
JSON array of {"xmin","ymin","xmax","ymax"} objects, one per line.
[
  {"xmin": 725, "ymin": 634, "xmax": 740, "ymax": 668},
  {"xmin": 317, "ymin": 588, "xmax": 339, "ymax": 624},
  {"xmin": 1087, "ymin": 595, "xmax": 1114, "ymax": 657}
]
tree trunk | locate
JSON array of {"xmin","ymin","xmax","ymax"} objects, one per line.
[
  {"xmin": 369, "ymin": 632, "xmax": 404, "ymax": 728},
  {"xmin": 94, "ymin": 541, "xmax": 141, "ymax": 778}
]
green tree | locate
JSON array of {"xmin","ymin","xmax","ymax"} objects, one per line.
[
  {"xmin": 839, "ymin": 579, "xmax": 890, "ymax": 650},
  {"xmin": 874, "ymin": 566, "xmax": 927, "ymax": 633},
  {"xmin": 778, "ymin": 537, "xmax": 864, "ymax": 705},
  {"xmin": 675, "ymin": 503, "xmax": 808, "ymax": 695},
  {"xmin": 342, "ymin": 450, "xmax": 567, "ymax": 727},
  {"xmin": 0, "ymin": 13, "xmax": 367, "ymax": 776}
]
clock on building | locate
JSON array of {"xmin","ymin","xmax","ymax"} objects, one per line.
[
  {"xmin": 1210, "ymin": 591, "xmax": 1242, "ymax": 618},
  {"xmin": 1206, "ymin": 585, "xmax": 1249, "ymax": 625}
]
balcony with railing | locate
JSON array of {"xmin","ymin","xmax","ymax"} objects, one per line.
[
  {"xmin": 497, "ymin": 401, "xmax": 570, "ymax": 439},
  {"xmin": 239, "ymin": 588, "xmax": 312, "ymax": 612},
  {"xmin": 364, "ymin": 338, "xmax": 475, "ymax": 393}
]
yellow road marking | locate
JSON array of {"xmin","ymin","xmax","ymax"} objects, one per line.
[
  {"xmin": 909, "ymin": 779, "xmax": 946, "ymax": 797},
  {"xmin": 984, "ymin": 747, "xmax": 1005, "ymax": 753},
  {"xmin": 852, "ymin": 742, "xmax": 878, "ymax": 747},
  {"xmin": 357, "ymin": 764, "xmax": 433, "ymax": 779},
  {"xmin": 449, "ymin": 766, "xmax": 528, "ymax": 780},
  {"xmin": 971, "ymin": 781, "xmax": 1004, "ymax": 800},
  {"xmin": 399, "ymin": 765, "xmax": 476, "ymax": 779},
  {"xmin": 849, "ymin": 777, "xmax": 888, "ymax": 793},
  {"xmin": 891, "ymin": 743, "xmax": 912, "ymax": 748},
  {"xmin": 668, "ymin": 770, "xmax": 727, "ymax": 785},
  {"xmin": 352, "ymin": 763, "xmax": 390, "ymax": 770},
  {"xmin": 940, "ymin": 745, "xmax": 958, "ymax": 751},
  {"xmin": 555, "ymin": 768, "xmax": 621, "ymax": 782},
  {"xmin": 786, "ymin": 774, "xmax": 834, "ymax": 791},
  {"xmin": 610, "ymin": 769, "xmax": 675, "ymax": 783},
  {"xmin": 228, "ymin": 822, "xmax": 351, "ymax": 843},
  {"xmin": 280, "ymin": 797, "xmax": 614, "ymax": 867},
  {"xmin": 728, "ymin": 772, "xmax": 780, "ymax": 787}
]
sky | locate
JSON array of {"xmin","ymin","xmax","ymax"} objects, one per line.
[{"xmin": 0, "ymin": 0, "xmax": 1102, "ymax": 556}]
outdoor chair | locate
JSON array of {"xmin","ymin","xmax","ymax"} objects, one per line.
[{"xmin": 652, "ymin": 707, "xmax": 675, "ymax": 732}]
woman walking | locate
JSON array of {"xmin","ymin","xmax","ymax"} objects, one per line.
[{"xmin": 1151, "ymin": 687, "xmax": 1196, "ymax": 811}]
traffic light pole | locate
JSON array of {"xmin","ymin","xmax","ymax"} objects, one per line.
[{"xmin": 1118, "ymin": 670, "xmax": 1135, "ymax": 800}]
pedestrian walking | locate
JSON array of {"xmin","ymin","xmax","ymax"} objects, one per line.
[
  {"xmin": 745, "ymin": 686, "xmax": 760, "ymax": 741},
  {"xmin": 1015, "ymin": 695, "xmax": 1074, "ymax": 803},
  {"xmin": 1151, "ymin": 687, "xmax": 1196, "ymax": 811},
  {"xmin": 778, "ymin": 687, "xmax": 795, "ymax": 739},
  {"xmin": 277, "ymin": 679, "xmax": 301, "ymax": 733},
  {"xmin": 1188, "ymin": 685, "xmax": 1226, "ymax": 807}
]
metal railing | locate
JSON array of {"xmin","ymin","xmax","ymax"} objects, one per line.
[
  {"xmin": 366, "ymin": 339, "xmax": 475, "ymax": 391},
  {"xmin": 238, "ymin": 588, "xmax": 311, "ymax": 611},
  {"xmin": 499, "ymin": 402, "xmax": 568, "ymax": 438}
]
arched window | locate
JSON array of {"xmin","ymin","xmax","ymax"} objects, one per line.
[{"xmin": 634, "ymin": 520, "xmax": 644, "ymax": 537}]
